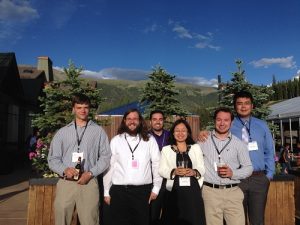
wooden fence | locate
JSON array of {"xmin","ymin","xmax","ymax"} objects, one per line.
[
  {"xmin": 27, "ymin": 178, "xmax": 78, "ymax": 225},
  {"xmin": 27, "ymin": 175, "xmax": 297, "ymax": 225},
  {"xmin": 264, "ymin": 175, "xmax": 295, "ymax": 225}
]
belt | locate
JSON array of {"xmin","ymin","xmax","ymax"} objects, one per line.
[
  {"xmin": 251, "ymin": 170, "xmax": 265, "ymax": 176},
  {"xmin": 113, "ymin": 184, "xmax": 152, "ymax": 189},
  {"xmin": 203, "ymin": 181, "xmax": 238, "ymax": 189}
]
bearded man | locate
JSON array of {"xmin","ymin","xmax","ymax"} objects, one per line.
[{"xmin": 103, "ymin": 108, "xmax": 162, "ymax": 225}]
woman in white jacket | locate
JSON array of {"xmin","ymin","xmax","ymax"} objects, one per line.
[{"xmin": 159, "ymin": 119, "xmax": 206, "ymax": 225}]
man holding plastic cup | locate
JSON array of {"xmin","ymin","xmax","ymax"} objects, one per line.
[{"xmin": 199, "ymin": 107, "xmax": 253, "ymax": 225}]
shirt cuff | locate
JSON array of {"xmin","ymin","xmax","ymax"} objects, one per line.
[
  {"xmin": 104, "ymin": 190, "xmax": 110, "ymax": 197},
  {"xmin": 152, "ymin": 186, "xmax": 160, "ymax": 195}
]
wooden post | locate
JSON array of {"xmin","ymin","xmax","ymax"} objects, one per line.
[
  {"xmin": 27, "ymin": 178, "xmax": 79, "ymax": 225},
  {"xmin": 264, "ymin": 175, "xmax": 295, "ymax": 225}
]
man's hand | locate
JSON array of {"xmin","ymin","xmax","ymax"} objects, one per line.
[
  {"xmin": 63, "ymin": 167, "xmax": 78, "ymax": 179},
  {"xmin": 198, "ymin": 130, "xmax": 210, "ymax": 142},
  {"xmin": 218, "ymin": 165, "xmax": 233, "ymax": 178},
  {"xmin": 77, "ymin": 171, "xmax": 93, "ymax": 185},
  {"xmin": 104, "ymin": 196, "xmax": 111, "ymax": 205},
  {"xmin": 148, "ymin": 192, "xmax": 158, "ymax": 204}
]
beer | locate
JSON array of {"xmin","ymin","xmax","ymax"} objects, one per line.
[{"xmin": 73, "ymin": 157, "xmax": 82, "ymax": 181}]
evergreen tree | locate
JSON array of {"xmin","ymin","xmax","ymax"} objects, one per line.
[
  {"xmin": 30, "ymin": 61, "xmax": 103, "ymax": 177},
  {"xmin": 219, "ymin": 60, "xmax": 273, "ymax": 120},
  {"xmin": 139, "ymin": 65, "xmax": 187, "ymax": 118}
]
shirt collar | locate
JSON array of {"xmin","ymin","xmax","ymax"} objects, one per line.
[{"xmin": 212, "ymin": 130, "xmax": 232, "ymax": 140}]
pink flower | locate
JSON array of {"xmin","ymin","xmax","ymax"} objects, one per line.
[
  {"xmin": 36, "ymin": 139, "xmax": 44, "ymax": 149},
  {"xmin": 29, "ymin": 152, "xmax": 37, "ymax": 160}
]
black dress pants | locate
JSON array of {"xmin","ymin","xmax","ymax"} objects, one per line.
[{"xmin": 110, "ymin": 184, "xmax": 152, "ymax": 225}]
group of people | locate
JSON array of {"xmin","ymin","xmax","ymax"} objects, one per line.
[{"xmin": 47, "ymin": 90, "xmax": 275, "ymax": 225}]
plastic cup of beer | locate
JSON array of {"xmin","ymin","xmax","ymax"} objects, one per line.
[{"xmin": 217, "ymin": 162, "xmax": 227, "ymax": 177}]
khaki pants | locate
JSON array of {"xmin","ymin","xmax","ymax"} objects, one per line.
[
  {"xmin": 202, "ymin": 185, "xmax": 245, "ymax": 225},
  {"xmin": 54, "ymin": 178, "xmax": 99, "ymax": 225}
]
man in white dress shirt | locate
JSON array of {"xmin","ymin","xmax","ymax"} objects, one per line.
[{"xmin": 103, "ymin": 108, "xmax": 162, "ymax": 225}]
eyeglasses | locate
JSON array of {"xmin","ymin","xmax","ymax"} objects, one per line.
[
  {"xmin": 236, "ymin": 101, "xmax": 252, "ymax": 106},
  {"xmin": 125, "ymin": 118, "xmax": 139, "ymax": 122},
  {"xmin": 174, "ymin": 130, "xmax": 187, "ymax": 133}
]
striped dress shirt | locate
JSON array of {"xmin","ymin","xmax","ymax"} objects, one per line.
[
  {"xmin": 48, "ymin": 120, "xmax": 111, "ymax": 177},
  {"xmin": 199, "ymin": 130, "xmax": 253, "ymax": 185}
]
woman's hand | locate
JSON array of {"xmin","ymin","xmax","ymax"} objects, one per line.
[
  {"xmin": 184, "ymin": 168, "xmax": 197, "ymax": 177},
  {"xmin": 174, "ymin": 168, "xmax": 196, "ymax": 177}
]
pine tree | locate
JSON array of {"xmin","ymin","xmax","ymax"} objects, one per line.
[
  {"xmin": 139, "ymin": 65, "xmax": 187, "ymax": 118},
  {"xmin": 32, "ymin": 61, "xmax": 103, "ymax": 135},
  {"xmin": 219, "ymin": 60, "xmax": 273, "ymax": 120},
  {"xmin": 30, "ymin": 61, "xmax": 103, "ymax": 177}
]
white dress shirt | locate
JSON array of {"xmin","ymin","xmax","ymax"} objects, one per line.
[{"xmin": 103, "ymin": 133, "xmax": 162, "ymax": 196}]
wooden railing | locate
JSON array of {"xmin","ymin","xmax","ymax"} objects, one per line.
[
  {"xmin": 265, "ymin": 175, "xmax": 295, "ymax": 225},
  {"xmin": 27, "ymin": 174, "xmax": 298, "ymax": 225},
  {"xmin": 27, "ymin": 178, "xmax": 78, "ymax": 225}
]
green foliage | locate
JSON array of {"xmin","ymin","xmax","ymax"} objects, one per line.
[
  {"xmin": 271, "ymin": 75, "xmax": 300, "ymax": 100},
  {"xmin": 30, "ymin": 61, "xmax": 104, "ymax": 177},
  {"xmin": 219, "ymin": 60, "xmax": 274, "ymax": 120},
  {"xmin": 139, "ymin": 65, "xmax": 188, "ymax": 118}
]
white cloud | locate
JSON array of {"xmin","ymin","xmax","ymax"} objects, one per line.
[
  {"xmin": 170, "ymin": 21, "xmax": 220, "ymax": 51},
  {"xmin": 54, "ymin": 66, "xmax": 217, "ymax": 87},
  {"xmin": 176, "ymin": 76, "xmax": 218, "ymax": 87},
  {"xmin": 173, "ymin": 24, "xmax": 193, "ymax": 39},
  {"xmin": 0, "ymin": 0, "xmax": 39, "ymax": 22},
  {"xmin": 0, "ymin": 0, "xmax": 39, "ymax": 45},
  {"xmin": 81, "ymin": 68, "xmax": 149, "ymax": 81},
  {"xmin": 144, "ymin": 23, "xmax": 158, "ymax": 33},
  {"xmin": 292, "ymin": 69, "xmax": 300, "ymax": 80},
  {"xmin": 250, "ymin": 56, "xmax": 296, "ymax": 69},
  {"xmin": 50, "ymin": 1, "xmax": 77, "ymax": 29}
]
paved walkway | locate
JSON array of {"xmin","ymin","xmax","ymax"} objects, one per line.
[{"xmin": 0, "ymin": 166, "xmax": 31, "ymax": 225}]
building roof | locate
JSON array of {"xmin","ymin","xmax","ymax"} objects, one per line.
[
  {"xmin": 100, "ymin": 101, "xmax": 145, "ymax": 115},
  {"xmin": 0, "ymin": 53, "xmax": 24, "ymax": 99},
  {"xmin": 267, "ymin": 97, "xmax": 300, "ymax": 120},
  {"xmin": 18, "ymin": 66, "xmax": 44, "ymax": 79}
]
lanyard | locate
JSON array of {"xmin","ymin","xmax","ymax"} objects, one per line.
[
  {"xmin": 237, "ymin": 116, "xmax": 252, "ymax": 141},
  {"xmin": 74, "ymin": 120, "xmax": 89, "ymax": 152},
  {"xmin": 211, "ymin": 133, "xmax": 232, "ymax": 162},
  {"xmin": 125, "ymin": 134, "xmax": 141, "ymax": 160}
]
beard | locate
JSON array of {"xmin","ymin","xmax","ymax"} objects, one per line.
[
  {"xmin": 215, "ymin": 127, "xmax": 230, "ymax": 135},
  {"xmin": 125, "ymin": 124, "xmax": 140, "ymax": 136}
]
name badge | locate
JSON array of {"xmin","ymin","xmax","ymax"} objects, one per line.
[
  {"xmin": 179, "ymin": 177, "xmax": 190, "ymax": 186},
  {"xmin": 131, "ymin": 159, "xmax": 139, "ymax": 169},
  {"xmin": 72, "ymin": 152, "xmax": 84, "ymax": 162},
  {"xmin": 213, "ymin": 162, "xmax": 217, "ymax": 171},
  {"xmin": 248, "ymin": 141, "xmax": 258, "ymax": 151}
]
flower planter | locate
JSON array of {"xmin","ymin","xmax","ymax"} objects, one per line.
[
  {"xmin": 265, "ymin": 174, "xmax": 295, "ymax": 225},
  {"xmin": 27, "ymin": 178, "xmax": 79, "ymax": 225}
]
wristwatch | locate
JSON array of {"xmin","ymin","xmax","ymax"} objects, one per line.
[{"xmin": 88, "ymin": 171, "xmax": 93, "ymax": 177}]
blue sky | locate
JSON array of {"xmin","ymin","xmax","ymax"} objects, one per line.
[{"xmin": 1, "ymin": 0, "xmax": 300, "ymax": 87}]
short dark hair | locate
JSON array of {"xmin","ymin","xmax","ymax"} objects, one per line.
[
  {"xmin": 213, "ymin": 107, "xmax": 234, "ymax": 121},
  {"xmin": 169, "ymin": 119, "xmax": 195, "ymax": 145},
  {"xmin": 72, "ymin": 94, "xmax": 91, "ymax": 107},
  {"xmin": 150, "ymin": 110, "xmax": 165, "ymax": 120},
  {"xmin": 233, "ymin": 90, "xmax": 253, "ymax": 107}
]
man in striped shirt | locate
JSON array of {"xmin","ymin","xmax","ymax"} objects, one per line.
[
  {"xmin": 48, "ymin": 94, "xmax": 111, "ymax": 225},
  {"xmin": 199, "ymin": 107, "xmax": 253, "ymax": 225}
]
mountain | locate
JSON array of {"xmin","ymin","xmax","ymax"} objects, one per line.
[{"xmin": 53, "ymin": 68, "xmax": 218, "ymax": 114}]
